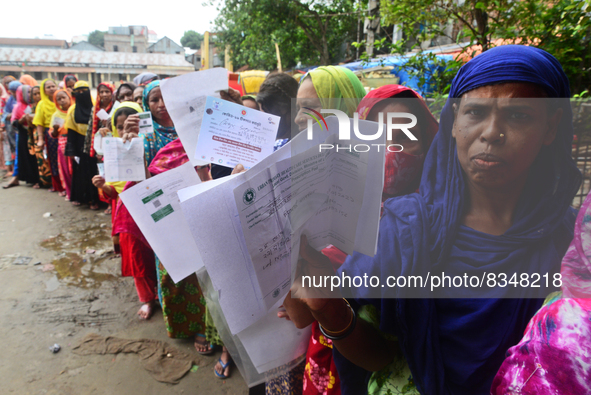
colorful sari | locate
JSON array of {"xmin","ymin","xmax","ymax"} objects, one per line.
[
  {"xmin": 11, "ymin": 85, "xmax": 38, "ymax": 185},
  {"xmin": 148, "ymin": 139, "xmax": 207, "ymax": 338},
  {"xmin": 491, "ymin": 192, "xmax": 591, "ymax": 394},
  {"xmin": 32, "ymin": 79, "xmax": 59, "ymax": 190},
  {"xmin": 51, "ymin": 89, "xmax": 73, "ymax": 198}
]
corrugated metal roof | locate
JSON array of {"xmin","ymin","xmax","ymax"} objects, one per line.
[
  {"xmin": 0, "ymin": 47, "xmax": 194, "ymax": 69},
  {"xmin": 0, "ymin": 37, "xmax": 68, "ymax": 47}
]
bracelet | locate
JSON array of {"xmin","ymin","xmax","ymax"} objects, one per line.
[{"xmin": 319, "ymin": 299, "xmax": 357, "ymax": 341}]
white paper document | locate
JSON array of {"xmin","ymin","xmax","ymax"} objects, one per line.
[
  {"xmin": 96, "ymin": 109, "xmax": 110, "ymax": 121},
  {"xmin": 120, "ymin": 162, "xmax": 205, "ymax": 282},
  {"xmin": 196, "ymin": 96, "xmax": 279, "ymax": 169},
  {"xmin": 103, "ymin": 137, "xmax": 146, "ymax": 182},
  {"xmin": 160, "ymin": 69, "xmax": 229, "ymax": 167},
  {"xmin": 93, "ymin": 132, "xmax": 112, "ymax": 156},
  {"xmin": 179, "ymin": 116, "xmax": 385, "ymax": 334},
  {"xmin": 138, "ymin": 112, "xmax": 154, "ymax": 135},
  {"xmin": 53, "ymin": 117, "xmax": 65, "ymax": 127}
]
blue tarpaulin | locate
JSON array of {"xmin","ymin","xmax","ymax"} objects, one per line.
[{"xmin": 339, "ymin": 54, "xmax": 455, "ymax": 96}]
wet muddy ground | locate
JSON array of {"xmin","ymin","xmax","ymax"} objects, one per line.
[{"xmin": 0, "ymin": 180, "xmax": 248, "ymax": 394}]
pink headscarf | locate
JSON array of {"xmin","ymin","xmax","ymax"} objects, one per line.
[{"xmin": 11, "ymin": 85, "xmax": 30, "ymax": 123}]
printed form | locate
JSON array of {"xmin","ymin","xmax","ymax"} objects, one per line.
[
  {"xmin": 119, "ymin": 162, "xmax": 205, "ymax": 283},
  {"xmin": 160, "ymin": 69, "xmax": 229, "ymax": 167},
  {"xmin": 179, "ymin": 116, "xmax": 385, "ymax": 334},
  {"xmin": 102, "ymin": 137, "xmax": 146, "ymax": 182}
]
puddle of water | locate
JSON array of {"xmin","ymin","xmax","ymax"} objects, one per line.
[{"xmin": 40, "ymin": 221, "xmax": 119, "ymax": 289}]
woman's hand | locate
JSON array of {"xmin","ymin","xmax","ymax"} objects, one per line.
[
  {"xmin": 50, "ymin": 126, "xmax": 60, "ymax": 138},
  {"xmin": 122, "ymin": 114, "xmax": 140, "ymax": 142},
  {"xmin": 220, "ymin": 88, "xmax": 243, "ymax": 105},
  {"xmin": 231, "ymin": 164, "xmax": 247, "ymax": 175},
  {"xmin": 37, "ymin": 138, "xmax": 45, "ymax": 148},
  {"xmin": 196, "ymin": 165, "xmax": 213, "ymax": 182},
  {"xmin": 98, "ymin": 127, "xmax": 110, "ymax": 137},
  {"xmin": 92, "ymin": 175, "xmax": 106, "ymax": 189}
]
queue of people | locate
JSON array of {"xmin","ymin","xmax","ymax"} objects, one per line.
[{"xmin": 1, "ymin": 45, "xmax": 590, "ymax": 394}]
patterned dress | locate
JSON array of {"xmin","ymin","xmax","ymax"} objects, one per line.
[{"xmin": 491, "ymin": 193, "xmax": 591, "ymax": 395}]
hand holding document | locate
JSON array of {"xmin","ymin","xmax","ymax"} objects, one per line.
[
  {"xmin": 138, "ymin": 112, "xmax": 154, "ymax": 135},
  {"xmin": 120, "ymin": 162, "xmax": 205, "ymax": 282},
  {"xmin": 103, "ymin": 137, "xmax": 146, "ymax": 182},
  {"xmin": 160, "ymin": 69, "xmax": 229, "ymax": 167},
  {"xmin": 178, "ymin": 116, "xmax": 385, "ymax": 335},
  {"xmin": 195, "ymin": 96, "xmax": 280, "ymax": 169}
]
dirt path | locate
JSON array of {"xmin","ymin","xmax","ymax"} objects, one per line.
[{"xmin": 0, "ymin": 179, "xmax": 248, "ymax": 395}]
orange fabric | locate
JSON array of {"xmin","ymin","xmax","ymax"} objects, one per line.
[{"xmin": 19, "ymin": 74, "xmax": 38, "ymax": 87}]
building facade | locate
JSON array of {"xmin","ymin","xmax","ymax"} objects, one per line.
[{"xmin": 104, "ymin": 26, "xmax": 150, "ymax": 53}]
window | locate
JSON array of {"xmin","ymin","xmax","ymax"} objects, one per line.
[
  {"xmin": 113, "ymin": 45, "xmax": 118, "ymax": 52},
  {"xmin": 132, "ymin": 46, "xmax": 137, "ymax": 53},
  {"xmin": 175, "ymin": 51, "xmax": 180, "ymax": 54}
]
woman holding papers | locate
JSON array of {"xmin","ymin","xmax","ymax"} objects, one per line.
[
  {"xmin": 294, "ymin": 84, "xmax": 439, "ymax": 395},
  {"xmin": 84, "ymin": 82, "xmax": 115, "ymax": 158},
  {"xmin": 9, "ymin": 85, "xmax": 39, "ymax": 187},
  {"xmin": 284, "ymin": 45, "xmax": 581, "ymax": 395},
  {"xmin": 64, "ymin": 81, "xmax": 100, "ymax": 209},
  {"xmin": 118, "ymin": 83, "xmax": 216, "ymax": 357},
  {"xmin": 32, "ymin": 78, "xmax": 61, "ymax": 192}
]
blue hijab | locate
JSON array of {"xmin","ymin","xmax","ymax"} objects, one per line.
[
  {"xmin": 142, "ymin": 80, "xmax": 178, "ymax": 165},
  {"xmin": 338, "ymin": 45, "xmax": 581, "ymax": 394}
]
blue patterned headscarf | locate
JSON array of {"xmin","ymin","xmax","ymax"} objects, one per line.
[
  {"xmin": 338, "ymin": 45, "xmax": 582, "ymax": 394},
  {"xmin": 142, "ymin": 80, "xmax": 177, "ymax": 165}
]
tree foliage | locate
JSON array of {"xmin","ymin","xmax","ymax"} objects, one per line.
[
  {"xmin": 212, "ymin": 0, "xmax": 361, "ymax": 70},
  {"xmin": 377, "ymin": 0, "xmax": 591, "ymax": 95},
  {"xmin": 181, "ymin": 30, "xmax": 204, "ymax": 50},
  {"xmin": 88, "ymin": 30, "xmax": 105, "ymax": 48}
]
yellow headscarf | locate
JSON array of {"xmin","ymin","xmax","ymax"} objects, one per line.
[
  {"xmin": 306, "ymin": 66, "xmax": 366, "ymax": 117},
  {"xmin": 32, "ymin": 78, "xmax": 58, "ymax": 128},
  {"xmin": 110, "ymin": 101, "xmax": 143, "ymax": 137},
  {"xmin": 64, "ymin": 81, "xmax": 94, "ymax": 136},
  {"xmin": 105, "ymin": 102, "xmax": 142, "ymax": 194}
]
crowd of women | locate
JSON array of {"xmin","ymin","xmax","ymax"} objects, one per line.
[{"xmin": 2, "ymin": 45, "xmax": 590, "ymax": 394}]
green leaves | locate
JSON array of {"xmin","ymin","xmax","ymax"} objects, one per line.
[{"xmin": 213, "ymin": 0, "xmax": 359, "ymax": 69}]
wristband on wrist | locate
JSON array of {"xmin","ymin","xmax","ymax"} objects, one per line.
[{"xmin": 319, "ymin": 299, "xmax": 357, "ymax": 341}]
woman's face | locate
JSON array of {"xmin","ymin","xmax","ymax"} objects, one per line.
[
  {"xmin": 452, "ymin": 82, "xmax": 561, "ymax": 191},
  {"xmin": 243, "ymin": 98, "xmax": 259, "ymax": 110},
  {"xmin": 99, "ymin": 86, "xmax": 112, "ymax": 105},
  {"xmin": 45, "ymin": 81, "xmax": 57, "ymax": 101},
  {"xmin": 66, "ymin": 79, "xmax": 76, "ymax": 89},
  {"xmin": 133, "ymin": 87, "xmax": 144, "ymax": 105},
  {"xmin": 148, "ymin": 87, "xmax": 171, "ymax": 124},
  {"xmin": 56, "ymin": 91, "xmax": 70, "ymax": 111},
  {"xmin": 117, "ymin": 86, "xmax": 133, "ymax": 102},
  {"xmin": 295, "ymin": 77, "xmax": 322, "ymax": 132},
  {"xmin": 31, "ymin": 88, "xmax": 41, "ymax": 104},
  {"xmin": 367, "ymin": 101, "xmax": 424, "ymax": 156},
  {"xmin": 116, "ymin": 113, "xmax": 128, "ymax": 135}
]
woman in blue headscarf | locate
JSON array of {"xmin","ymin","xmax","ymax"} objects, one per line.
[
  {"xmin": 284, "ymin": 45, "xmax": 581, "ymax": 395},
  {"xmin": 140, "ymin": 80, "xmax": 177, "ymax": 165}
]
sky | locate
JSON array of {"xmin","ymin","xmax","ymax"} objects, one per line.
[{"xmin": 0, "ymin": 0, "xmax": 220, "ymax": 45}]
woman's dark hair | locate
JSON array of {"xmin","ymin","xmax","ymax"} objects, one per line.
[
  {"xmin": 367, "ymin": 90, "xmax": 431, "ymax": 144},
  {"xmin": 257, "ymin": 73, "xmax": 299, "ymax": 139},
  {"xmin": 113, "ymin": 106, "xmax": 139, "ymax": 123}
]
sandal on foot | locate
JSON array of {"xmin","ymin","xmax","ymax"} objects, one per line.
[
  {"xmin": 194, "ymin": 334, "xmax": 215, "ymax": 355},
  {"xmin": 214, "ymin": 357, "xmax": 232, "ymax": 379},
  {"xmin": 2, "ymin": 183, "xmax": 18, "ymax": 189},
  {"xmin": 89, "ymin": 204, "xmax": 100, "ymax": 210}
]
